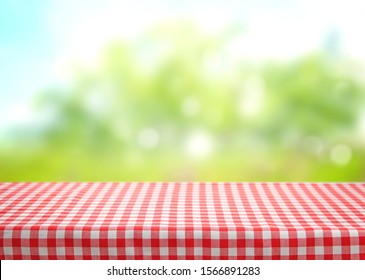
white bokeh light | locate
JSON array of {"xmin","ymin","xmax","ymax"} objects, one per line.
[
  {"xmin": 185, "ymin": 130, "xmax": 214, "ymax": 159},
  {"xmin": 239, "ymin": 75, "xmax": 265, "ymax": 118},
  {"xmin": 138, "ymin": 128, "xmax": 160, "ymax": 149},
  {"xmin": 330, "ymin": 144, "xmax": 352, "ymax": 166},
  {"xmin": 181, "ymin": 97, "xmax": 200, "ymax": 117}
]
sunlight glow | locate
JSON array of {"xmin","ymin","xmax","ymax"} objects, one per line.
[{"xmin": 185, "ymin": 130, "xmax": 214, "ymax": 159}]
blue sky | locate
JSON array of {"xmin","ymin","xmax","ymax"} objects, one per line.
[
  {"xmin": 1, "ymin": 0, "xmax": 364, "ymax": 129},
  {"xmin": 0, "ymin": 1, "xmax": 53, "ymax": 119}
]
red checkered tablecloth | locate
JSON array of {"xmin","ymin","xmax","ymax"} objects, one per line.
[{"xmin": 0, "ymin": 182, "xmax": 364, "ymax": 260}]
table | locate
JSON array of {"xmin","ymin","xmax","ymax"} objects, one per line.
[{"xmin": 0, "ymin": 182, "xmax": 364, "ymax": 259}]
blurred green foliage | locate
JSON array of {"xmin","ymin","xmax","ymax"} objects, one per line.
[{"xmin": 1, "ymin": 22, "xmax": 364, "ymax": 181}]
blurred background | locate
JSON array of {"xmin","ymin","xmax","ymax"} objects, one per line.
[{"xmin": 1, "ymin": 0, "xmax": 364, "ymax": 182}]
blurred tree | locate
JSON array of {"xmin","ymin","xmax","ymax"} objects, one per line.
[{"xmin": 1, "ymin": 22, "xmax": 364, "ymax": 182}]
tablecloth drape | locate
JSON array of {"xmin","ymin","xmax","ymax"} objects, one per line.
[{"xmin": 1, "ymin": 182, "xmax": 364, "ymax": 259}]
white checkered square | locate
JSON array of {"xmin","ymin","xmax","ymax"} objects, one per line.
[
  {"xmin": 56, "ymin": 230, "xmax": 65, "ymax": 239},
  {"xmin": 194, "ymin": 247, "xmax": 203, "ymax": 256},
  {"xmin": 280, "ymin": 247, "xmax": 289, "ymax": 256},
  {"xmin": 4, "ymin": 247, "xmax": 13, "ymax": 256},
  {"xmin": 331, "ymin": 230, "xmax": 341, "ymax": 238},
  {"xmin": 160, "ymin": 247, "xmax": 169, "ymax": 256},
  {"xmin": 3, "ymin": 230, "xmax": 12, "ymax": 239},
  {"xmin": 194, "ymin": 230, "xmax": 202, "ymax": 239},
  {"xmin": 315, "ymin": 246, "xmax": 324, "ymax": 255},
  {"xmin": 280, "ymin": 231, "xmax": 289, "ymax": 239},
  {"xmin": 108, "ymin": 247, "xmax": 117, "ymax": 256},
  {"xmin": 73, "ymin": 230, "xmax": 82, "ymax": 239},
  {"xmin": 333, "ymin": 246, "xmax": 341, "ymax": 254},
  {"xmin": 245, "ymin": 231, "xmax": 255, "ymax": 239},
  {"xmin": 125, "ymin": 247, "xmax": 134, "ymax": 256},
  {"xmin": 211, "ymin": 231, "xmax": 220, "ymax": 239},
  {"xmin": 142, "ymin": 246, "xmax": 152, "ymax": 256},
  {"xmin": 177, "ymin": 247, "xmax": 186, "ymax": 256},
  {"xmin": 314, "ymin": 230, "xmax": 324, "ymax": 238},
  {"xmin": 142, "ymin": 231, "xmax": 151, "ymax": 239},
  {"xmin": 21, "ymin": 230, "xmax": 30, "ymax": 239},
  {"xmin": 90, "ymin": 231, "xmax": 99, "ymax": 239},
  {"xmin": 262, "ymin": 231, "xmax": 271, "ymax": 239},
  {"xmin": 39, "ymin": 247, "xmax": 48, "ymax": 256},
  {"xmin": 211, "ymin": 248, "xmax": 220, "ymax": 256},
  {"xmin": 159, "ymin": 230, "xmax": 168, "ymax": 239},
  {"xmin": 228, "ymin": 247, "xmax": 237, "ymax": 256},
  {"xmin": 125, "ymin": 230, "xmax": 134, "ymax": 239},
  {"xmin": 108, "ymin": 230, "xmax": 117, "ymax": 239},
  {"xmin": 263, "ymin": 247, "xmax": 272, "ymax": 256},
  {"xmin": 228, "ymin": 231, "xmax": 236, "ymax": 239},
  {"xmin": 56, "ymin": 247, "xmax": 65, "ymax": 256},
  {"xmin": 21, "ymin": 247, "xmax": 30, "ymax": 256},
  {"xmin": 176, "ymin": 230, "xmax": 185, "ymax": 239},
  {"xmin": 38, "ymin": 230, "xmax": 48, "ymax": 239},
  {"xmin": 297, "ymin": 247, "xmax": 306, "ymax": 255},
  {"xmin": 91, "ymin": 247, "xmax": 100, "ymax": 256},
  {"xmin": 74, "ymin": 247, "xmax": 83, "ymax": 256},
  {"xmin": 246, "ymin": 248, "xmax": 254, "ymax": 256},
  {"xmin": 350, "ymin": 246, "xmax": 359, "ymax": 254}
]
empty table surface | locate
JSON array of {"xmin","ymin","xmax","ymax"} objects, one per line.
[{"xmin": 0, "ymin": 182, "xmax": 364, "ymax": 259}]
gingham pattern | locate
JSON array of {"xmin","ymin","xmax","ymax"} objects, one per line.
[{"xmin": 0, "ymin": 182, "xmax": 364, "ymax": 260}]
